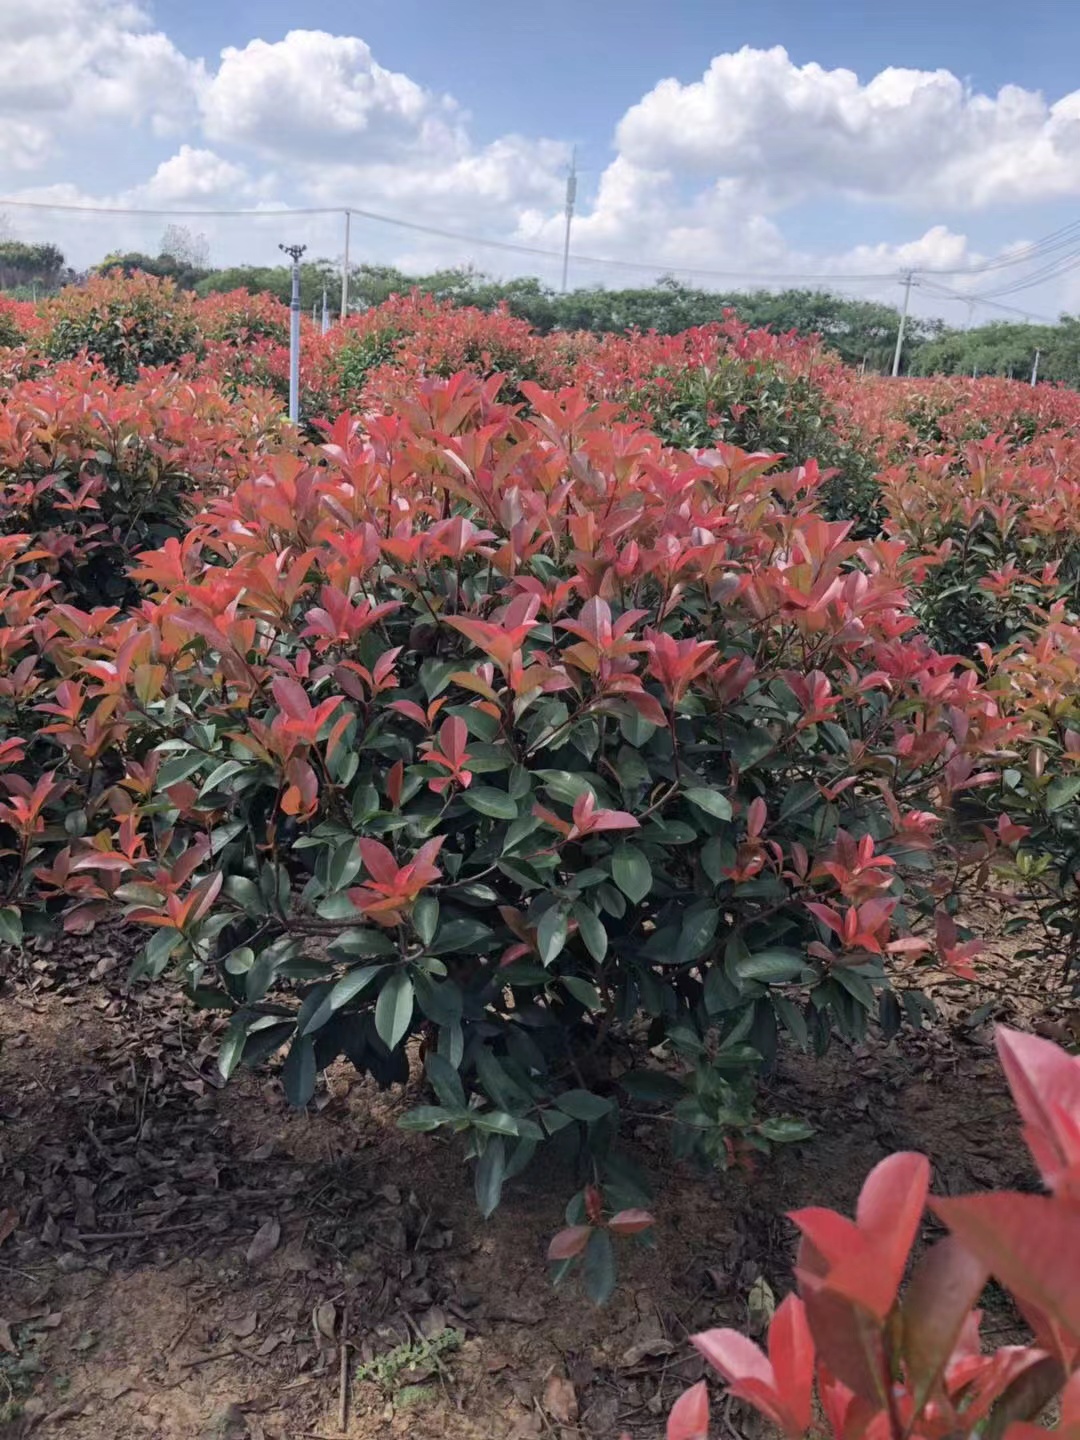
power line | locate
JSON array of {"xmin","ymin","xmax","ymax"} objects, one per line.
[
  {"xmin": 0, "ymin": 194, "xmax": 903, "ymax": 285},
  {"xmin": 917, "ymin": 277, "xmax": 1056, "ymax": 325},
  {"xmin": 3, "ymin": 192, "xmax": 1080, "ymax": 298}
]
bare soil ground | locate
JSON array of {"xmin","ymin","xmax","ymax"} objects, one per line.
[{"xmin": 0, "ymin": 904, "xmax": 1073, "ymax": 1440}]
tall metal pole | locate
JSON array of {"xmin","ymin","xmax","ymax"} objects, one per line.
[
  {"xmin": 1031, "ymin": 347, "xmax": 1041, "ymax": 386},
  {"xmin": 891, "ymin": 270, "xmax": 915, "ymax": 378},
  {"xmin": 279, "ymin": 242, "xmax": 306, "ymax": 424},
  {"xmin": 340, "ymin": 209, "xmax": 351, "ymax": 321},
  {"xmin": 560, "ymin": 148, "xmax": 577, "ymax": 294},
  {"xmin": 321, "ymin": 288, "xmax": 330, "ymax": 335}
]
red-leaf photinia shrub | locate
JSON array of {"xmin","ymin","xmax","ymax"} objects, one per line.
[
  {"xmin": 667, "ymin": 1026, "xmax": 1080, "ymax": 1440},
  {"xmin": 4, "ymin": 277, "xmax": 1080, "ymax": 1298},
  {"xmin": 0, "ymin": 358, "xmax": 1032, "ymax": 1242}
]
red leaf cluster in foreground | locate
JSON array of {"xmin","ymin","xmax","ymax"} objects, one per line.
[{"xmin": 669, "ymin": 1027, "xmax": 1080, "ymax": 1440}]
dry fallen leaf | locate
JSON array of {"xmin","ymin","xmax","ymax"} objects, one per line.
[
  {"xmin": 620, "ymin": 1337, "xmax": 676, "ymax": 1367},
  {"xmin": 245, "ymin": 1217, "xmax": 280, "ymax": 1266},
  {"xmin": 312, "ymin": 1301, "xmax": 337, "ymax": 1342},
  {"xmin": 0, "ymin": 1320, "xmax": 16, "ymax": 1356},
  {"xmin": 543, "ymin": 1374, "xmax": 579, "ymax": 1425},
  {"xmin": 0, "ymin": 1207, "xmax": 17, "ymax": 1247},
  {"xmin": 228, "ymin": 1311, "xmax": 258, "ymax": 1339}
]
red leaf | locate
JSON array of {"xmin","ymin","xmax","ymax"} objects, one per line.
[
  {"xmin": 932, "ymin": 1191, "xmax": 1080, "ymax": 1357},
  {"xmin": 667, "ymin": 1381, "xmax": 709, "ymax": 1440},
  {"xmin": 547, "ymin": 1225, "xmax": 592, "ymax": 1261},
  {"xmin": 608, "ymin": 1208, "xmax": 655, "ymax": 1236},
  {"xmin": 901, "ymin": 1236, "xmax": 987, "ymax": 1411},
  {"xmin": 767, "ymin": 1295, "xmax": 814, "ymax": 1435},
  {"xmin": 995, "ymin": 1026, "xmax": 1080, "ymax": 1192}
]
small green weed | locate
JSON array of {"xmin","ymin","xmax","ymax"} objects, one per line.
[
  {"xmin": 0, "ymin": 1323, "xmax": 47, "ymax": 1424},
  {"xmin": 355, "ymin": 1327, "xmax": 463, "ymax": 1394}
]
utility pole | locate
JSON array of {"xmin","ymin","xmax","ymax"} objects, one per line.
[
  {"xmin": 891, "ymin": 270, "xmax": 915, "ymax": 378},
  {"xmin": 560, "ymin": 148, "xmax": 577, "ymax": 294},
  {"xmin": 279, "ymin": 242, "xmax": 306, "ymax": 424},
  {"xmin": 340, "ymin": 210, "xmax": 351, "ymax": 321},
  {"xmin": 321, "ymin": 287, "xmax": 330, "ymax": 335},
  {"xmin": 1031, "ymin": 347, "xmax": 1041, "ymax": 386}
]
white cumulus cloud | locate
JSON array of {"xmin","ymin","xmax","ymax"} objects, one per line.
[{"xmin": 615, "ymin": 46, "xmax": 1080, "ymax": 209}]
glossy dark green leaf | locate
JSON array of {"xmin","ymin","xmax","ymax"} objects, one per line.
[
  {"xmin": 736, "ymin": 948, "xmax": 808, "ymax": 983},
  {"xmin": 412, "ymin": 894, "xmax": 439, "ymax": 945},
  {"xmin": 611, "ymin": 844, "xmax": 652, "ymax": 903},
  {"xmin": 464, "ymin": 787, "xmax": 518, "ymax": 820},
  {"xmin": 327, "ymin": 964, "xmax": 384, "ymax": 1012},
  {"xmin": 684, "ymin": 787, "xmax": 733, "ymax": 820},
  {"xmin": 572, "ymin": 904, "xmax": 607, "ymax": 963},
  {"xmin": 537, "ymin": 905, "xmax": 569, "ymax": 966},
  {"xmin": 583, "ymin": 1227, "xmax": 617, "ymax": 1306},
  {"xmin": 475, "ymin": 1136, "xmax": 507, "ymax": 1218},
  {"xmin": 282, "ymin": 1034, "xmax": 316, "ymax": 1107},
  {"xmin": 556, "ymin": 1089, "xmax": 614, "ymax": 1123},
  {"xmin": 375, "ymin": 971, "xmax": 414, "ymax": 1052},
  {"xmin": 217, "ymin": 1013, "xmax": 249, "ymax": 1080},
  {"xmin": 426, "ymin": 1051, "xmax": 466, "ymax": 1111}
]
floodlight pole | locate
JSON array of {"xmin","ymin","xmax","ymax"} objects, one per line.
[
  {"xmin": 279, "ymin": 243, "xmax": 306, "ymax": 423},
  {"xmin": 341, "ymin": 210, "xmax": 351, "ymax": 321}
]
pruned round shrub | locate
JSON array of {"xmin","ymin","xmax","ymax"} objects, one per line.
[
  {"xmin": 1, "ymin": 371, "xmax": 1017, "ymax": 1237},
  {"xmin": 45, "ymin": 271, "xmax": 199, "ymax": 381}
]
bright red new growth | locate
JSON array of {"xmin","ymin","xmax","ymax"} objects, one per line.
[{"xmin": 667, "ymin": 1026, "xmax": 1080, "ymax": 1440}]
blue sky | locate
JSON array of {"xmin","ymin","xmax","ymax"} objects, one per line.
[{"xmin": 3, "ymin": 0, "xmax": 1080, "ymax": 322}]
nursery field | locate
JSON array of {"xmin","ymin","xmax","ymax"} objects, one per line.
[{"xmin": 1, "ymin": 275, "xmax": 1080, "ymax": 1438}]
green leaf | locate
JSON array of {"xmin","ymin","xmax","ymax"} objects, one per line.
[
  {"xmin": 199, "ymin": 759, "xmax": 247, "ymax": 797},
  {"xmin": 426, "ymin": 1051, "xmax": 466, "ymax": 1111},
  {"xmin": 556, "ymin": 1089, "xmax": 614, "ymax": 1123},
  {"xmin": 431, "ymin": 917, "xmax": 496, "ymax": 954},
  {"xmin": 619, "ymin": 1070, "xmax": 684, "ymax": 1104},
  {"xmin": 757, "ymin": 1117, "xmax": 814, "ymax": 1144},
  {"xmin": 157, "ymin": 750, "xmax": 207, "ymax": 788},
  {"xmin": 583, "ymin": 1227, "xmax": 616, "ymax": 1306},
  {"xmin": 537, "ymin": 906, "xmax": 569, "ymax": 966},
  {"xmin": 774, "ymin": 996, "xmax": 809, "ymax": 1049},
  {"xmin": 282, "ymin": 1034, "xmax": 316, "ymax": 1107},
  {"xmin": 413, "ymin": 895, "xmax": 439, "ymax": 946},
  {"xmin": 375, "ymin": 971, "xmax": 414, "ymax": 1052},
  {"xmin": 572, "ymin": 904, "xmax": 607, "ymax": 963},
  {"xmin": 677, "ymin": 907, "xmax": 720, "ymax": 963},
  {"xmin": 398, "ymin": 1105, "xmax": 458, "ymax": 1133},
  {"xmin": 475, "ymin": 1136, "xmax": 507, "ymax": 1218},
  {"xmin": 472, "ymin": 1110, "xmax": 520, "ymax": 1137},
  {"xmin": 611, "ymin": 844, "xmax": 652, "ymax": 903},
  {"xmin": 464, "ymin": 787, "xmax": 518, "ymax": 820},
  {"xmin": 684, "ymin": 787, "xmax": 733, "ymax": 820},
  {"xmin": 327, "ymin": 928, "xmax": 396, "ymax": 959},
  {"xmin": 316, "ymin": 892, "xmax": 360, "ymax": 921},
  {"xmin": 223, "ymin": 869, "xmax": 267, "ymax": 915},
  {"xmin": 535, "ymin": 770, "xmax": 599, "ymax": 807},
  {"xmin": 413, "ymin": 973, "xmax": 463, "ymax": 1027},
  {"xmin": 0, "ymin": 906, "xmax": 22, "ymax": 947},
  {"xmin": 736, "ymin": 948, "xmax": 808, "ymax": 983},
  {"xmin": 218, "ymin": 1014, "xmax": 249, "ymax": 1080},
  {"xmin": 563, "ymin": 976, "xmax": 603, "ymax": 1011},
  {"xmin": 1046, "ymin": 776, "xmax": 1080, "ymax": 811},
  {"xmin": 327, "ymin": 964, "xmax": 384, "ymax": 1013},
  {"xmin": 296, "ymin": 981, "xmax": 336, "ymax": 1037}
]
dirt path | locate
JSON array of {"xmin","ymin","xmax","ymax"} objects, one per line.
[{"xmin": 0, "ymin": 908, "xmax": 1068, "ymax": 1440}]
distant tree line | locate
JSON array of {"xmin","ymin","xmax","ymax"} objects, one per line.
[{"xmin": 3, "ymin": 219, "xmax": 1080, "ymax": 385}]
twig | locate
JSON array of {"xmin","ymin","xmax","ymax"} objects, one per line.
[
  {"xmin": 164, "ymin": 1307, "xmax": 198, "ymax": 1359},
  {"xmin": 76, "ymin": 1220, "xmax": 215, "ymax": 1242},
  {"xmin": 179, "ymin": 1344, "xmax": 269, "ymax": 1370},
  {"xmin": 338, "ymin": 1301, "xmax": 351, "ymax": 1432}
]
